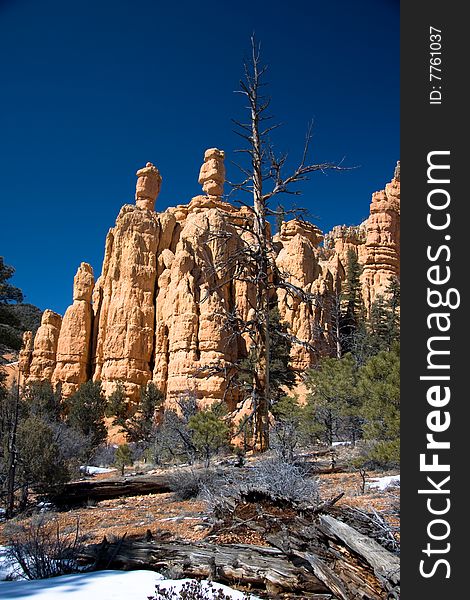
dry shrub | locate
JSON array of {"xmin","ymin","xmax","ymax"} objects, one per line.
[
  {"xmin": 5, "ymin": 515, "xmax": 86, "ymax": 579},
  {"xmin": 245, "ymin": 456, "xmax": 320, "ymax": 506},
  {"xmin": 148, "ymin": 579, "xmax": 250, "ymax": 599},
  {"xmin": 168, "ymin": 468, "xmax": 221, "ymax": 500}
]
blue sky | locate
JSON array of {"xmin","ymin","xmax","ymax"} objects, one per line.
[{"xmin": 0, "ymin": 0, "xmax": 399, "ymax": 315}]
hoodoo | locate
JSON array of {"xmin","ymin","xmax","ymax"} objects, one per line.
[{"xmin": 20, "ymin": 153, "xmax": 400, "ymax": 407}]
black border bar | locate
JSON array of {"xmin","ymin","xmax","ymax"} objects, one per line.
[{"xmin": 401, "ymin": 2, "xmax": 466, "ymax": 597}]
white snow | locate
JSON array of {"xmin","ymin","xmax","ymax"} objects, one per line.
[
  {"xmin": 0, "ymin": 546, "xmax": 23, "ymax": 582},
  {"xmin": 332, "ymin": 441, "xmax": 351, "ymax": 446},
  {"xmin": 367, "ymin": 474, "xmax": 400, "ymax": 490},
  {"xmin": 0, "ymin": 569, "xmax": 257, "ymax": 599},
  {"xmin": 0, "ymin": 548, "xmax": 258, "ymax": 598},
  {"xmin": 80, "ymin": 466, "xmax": 116, "ymax": 475}
]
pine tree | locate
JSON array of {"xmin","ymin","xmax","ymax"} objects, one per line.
[
  {"xmin": 357, "ymin": 344, "xmax": 400, "ymax": 465},
  {"xmin": 188, "ymin": 403, "xmax": 230, "ymax": 468},
  {"xmin": 218, "ymin": 36, "xmax": 346, "ymax": 451},
  {"xmin": 271, "ymin": 395, "xmax": 307, "ymax": 462},
  {"xmin": 0, "ymin": 257, "xmax": 23, "ymax": 304},
  {"xmin": 66, "ymin": 380, "xmax": 107, "ymax": 453},
  {"xmin": 238, "ymin": 308, "xmax": 296, "ymax": 413},
  {"xmin": 126, "ymin": 382, "xmax": 163, "ymax": 445},
  {"xmin": 106, "ymin": 382, "xmax": 164, "ymax": 449},
  {"xmin": 115, "ymin": 443, "xmax": 133, "ymax": 476},
  {"xmin": 384, "ymin": 276, "xmax": 400, "ymax": 347},
  {"xmin": 0, "ymin": 257, "xmax": 25, "ymax": 352},
  {"xmin": 305, "ymin": 353, "xmax": 360, "ymax": 446},
  {"xmin": 17, "ymin": 416, "xmax": 70, "ymax": 493},
  {"xmin": 359, "ymin": 277, "xmax": 401, "ymax": 358},
  {"xmin": 105, "ymin": 381, "xmax": 128, "ymax": 427},
  {"xmin": 340, "ymin": 249, "xmax": 365, "ymax": 355},
  {"xmin": 21, "ymin": 380, "xmax": 63, "ymax": 423}
]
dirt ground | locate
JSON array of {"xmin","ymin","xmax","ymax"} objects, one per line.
[{"xmin": 0, "ymin": 463, "xmax": 399, "ymax": 548}]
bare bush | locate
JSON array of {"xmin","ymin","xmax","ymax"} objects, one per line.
[
  {"xmin": 244, "ymin": 457, "xmax": 320, "ymax": 506},
  {"xmin": 5, "ymin": 515, "xmax": 86, "ymax": 579},
  {"xmin": 148, "ymin": 579, "xmax": 250, "ymax": 599},
  {"xmin": 91, "ymin": 444, "xmax": 117, "ymax": 467},
  {"xmin": 339, "ymin": 506, "xmax": 400, "ymax": 555},
  {"xmin": 168, "ymin": 468, "xmax": 222, "ymax": 500}
]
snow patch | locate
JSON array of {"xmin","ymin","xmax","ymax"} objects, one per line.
[
  {"xmin": 80, "ymin": 466, "xmax": 116, "ymax": 475},
  {"xmin": 0, "ymin": 546, "xmax": 23, "ymax": 582},
  {"xmin": 367, "ymin": 475, "xmax": 400, "ymax": 491},
  {"xmin": 0, "ymin": 569, "xmax": 258, "ymax": 599}
]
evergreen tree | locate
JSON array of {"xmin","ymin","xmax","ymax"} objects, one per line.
[
  {"xmin": 0, "ymin": 258, "xmax": 42, "ymax": 353},
  {"xmin": 21, "ymin": 381, "xmax": 63, "ymax": 423},
  {"xmin": 16, "ymin": 416, "xmax": 70, "ymax": 494},
  {"xmin": 216, "ymin": 36, "xmax": 346, "ymax": 451},
  {"xmin": 105, "ymin": 381, "xmax": 128, "ymax": 426},
  {"xmin": 238, "ymin": 307, "xmax": 296, "ymax": 433},
  {"xmin": 383, "ymin": 276, "xmax": 400, "ymax": 347},
  {"xmin": 0, "ymin": 257, "xmax": 24, "ymax": 352},
  {"xmin": 66, "ymin": 380, "xmax": 107, "ymax": 452},
  {"xmin": 115, "ymin": 443, "xmax": 133, "ymax": 476},
  {"xmin": 357, "ymin": 344, "xmax": 400, "ymax": 465},
  {"xmin": 106, "ymin": 382, "xmax": 164, "ymax": 448},
  {"xmin": 305, "ymin": 353, "xmax": 360, "ymax": 446},
  {"xmin": 271, "ymin": 395, "xmax": 307, "ymax": 462},
  {"xmin": 355, "ymin": 277, "xmax": 401, "ymax": 360},
  {"xmin": 188, "ymin": 403, "xmax": 230, "ymax": 468},
  {"xmin": 1, "ymin": 376, "xmax": 78, "ymax": 514},
  {"xmin": 340, "ymin": 249, "xmax": 365, "ymax": 356},
  {"xmin": 0, "ymin": 257, "xmax": 23, "ymax": 304},
  {"xmin": 125, "ymin": 382, "xmax": 163, "ymax": 445}
]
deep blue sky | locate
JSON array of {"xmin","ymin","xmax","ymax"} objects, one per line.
[{"xmin": 0, "ymin": 0, "xmax": 399, "ymax": 315}]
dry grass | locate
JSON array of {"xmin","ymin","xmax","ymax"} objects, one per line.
[
  {"xmin": 0, "ymin": 465, "xmax": 399, "ymax": 549},
  {"xmin": 0, "ymin": 493, "xmax": 210, "ymax": 546}
]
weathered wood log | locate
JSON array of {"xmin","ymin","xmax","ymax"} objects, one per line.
[
  {"xmin": 318, "ymin": 514, "xmax": 400, "ymax": 595},
  {"xmin": 293, "ymin": 551, "xmax": 350, "ymax": 600},
  {"xmin": 79, "ymin": 538, "xmax": 332, "ymax": 596},
  {"xmin": 266, "ymin": 528, "xmax": 385, "ymax": 600},
  {"xmin": 44, "ymin": 475, "xmax": 172, "ymax": 505}
]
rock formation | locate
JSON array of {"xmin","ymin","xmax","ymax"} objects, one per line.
[
  {"xmin": 18, "ymin": 330, "xmax": 33, "ymax": 378},
  {"xmin": 92, "ymin": 162, "xmax": 168, "ymax": 401},
  {"xmin": 51, "ymin": 262, "xmax": 95, "ymax": 397},
  {"xmin": 28, "ymin": 309, "xmax": 62, "ymax": 382},
  {"xmin": 21, "ymin": 152, "xmax": 400, "ymax": 408},
  {"xmin": 198, "ymin": 148, "xmax": 225, "ymax": 197},
  {"xmin": 361, "ymin": 161, "xmax": 400, "ymax": 308},
  {"xmin": 135, "ymin": 162, "xmax": 162, "ymax": 211},
  {"xmin": 274, "ymin": 220, "xmax": 327, "ymax": 370}
]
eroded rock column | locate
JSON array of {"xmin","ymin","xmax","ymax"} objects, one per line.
[
  {"xmin": 361, "ymin": 163, "xmax": 400, "ymax": 308},
  {"xmin": 18, "ymin": 330, "xmax": 34, "ymax": 379},
  {"xmin": 52, "ymin": 262, "xmax": 94, "ymax": 398},
  {"xmin": 28, "ymin": 310, "xmax": 62, "ymax": 382},
  {"xmin": 92, "ymin": 163, "xmax": 163, "ymax": 401}
]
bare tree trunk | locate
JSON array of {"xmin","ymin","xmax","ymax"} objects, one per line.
[
  {"xmin": 6, "ymin": 380, "xmax": 20, "ymax": 518},
  {"xmin": 249, "ymin": 44, "xmax": 270, "ymax": 452},
  {"xmin": 228, "ymin": 35, "xmax": 348, "ymax": 452}
]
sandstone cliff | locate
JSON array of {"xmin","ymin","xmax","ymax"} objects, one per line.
[{"xmin": 21, "ymin": 153, "xmax": 400, "ymax": 406}]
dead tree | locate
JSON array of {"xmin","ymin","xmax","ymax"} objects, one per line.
[{"xmin": 216, "ymin": 36, "xmax": 348, "ymax": 450}]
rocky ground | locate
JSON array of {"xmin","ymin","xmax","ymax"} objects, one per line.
[{"xmin": 0, "ymin": 451, "xmax": 400, "ymax": 550}]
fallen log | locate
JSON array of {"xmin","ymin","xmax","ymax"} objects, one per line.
[
  {"xmin": 44, "ymin": 475, "xmax": 172, "ymax": 505},
  {"xmin": 293, "ymin": 551, "xmax": 350, "ymax": 600},
  {"xmin": 266, "ymin": 528, "xmax": 386, "ymax": 600},
  {"xmin": 79, "ymin": 538, "xmax": 331, "ymax": 597},
  {"xmin": 43, "ymin": 463, "xmax": 342, "ymax": 507},
  {"xmin": 318, "ymin": 514, "xmax": 400, "ymax": 596}
]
